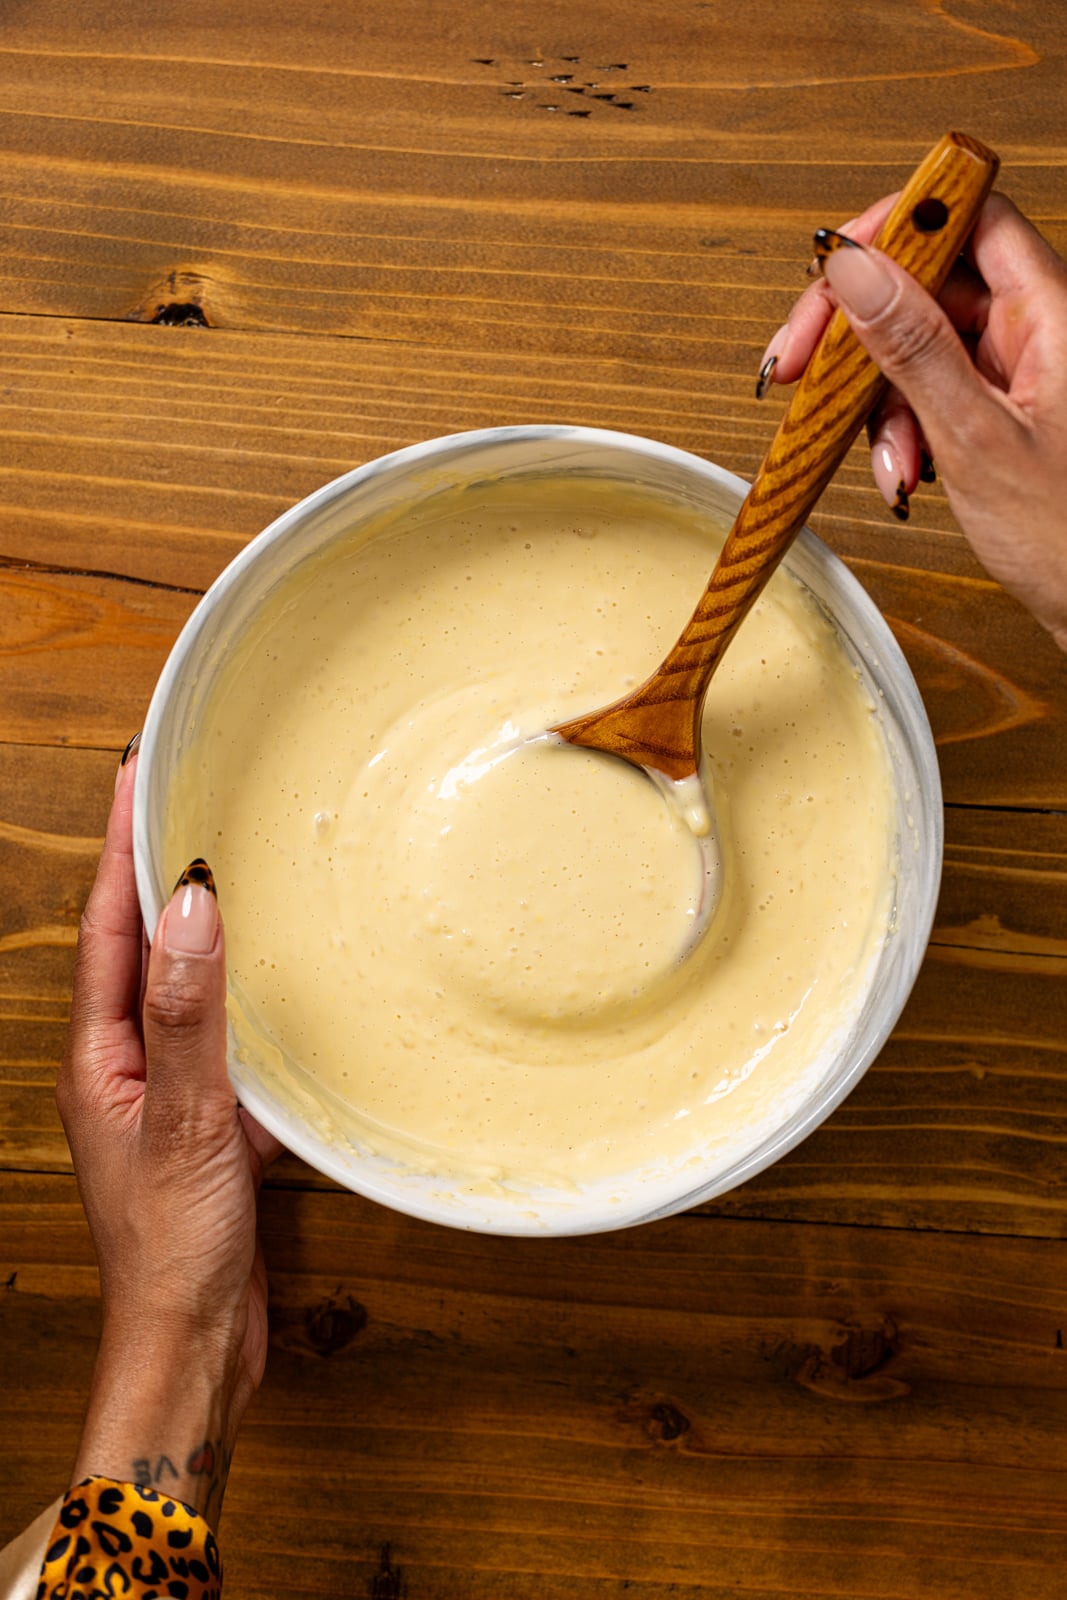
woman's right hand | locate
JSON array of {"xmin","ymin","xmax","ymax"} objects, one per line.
[{"xmin": 761, "ymin": 192, "xmax": 1067, "ymax": 651}]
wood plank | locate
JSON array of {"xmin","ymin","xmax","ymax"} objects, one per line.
[
  {"xmin": 0, "ymin": 1, "xmax": 1061, "ymax": 346},
  {"xmin": 0, "ymin": 567, "xmax": 195, "ymax": 748},
  {"xmin": 2, "ymin": 312, "xmax": 1066, "ymax": 804},
  {"xmin": 2, "ymin": 1172, "xmax": 1066, "ymax": 1596},
  {"xmin": 4, "ymin": 747, "xmax": 1067, "ymax": 1238}
]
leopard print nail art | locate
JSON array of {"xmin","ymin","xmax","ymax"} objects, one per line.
[
  {"xmin": 808, "ymin": 227, "xmax": 862, "ymax": 278},
  {"xmin": 173, "ymin": 858, "xmax": 217, "ymax": 897}
]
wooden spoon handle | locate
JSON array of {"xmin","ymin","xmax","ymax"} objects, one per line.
[{"xmin": 555, "ymin": 131, "xmax": 999, "ymax": 781}]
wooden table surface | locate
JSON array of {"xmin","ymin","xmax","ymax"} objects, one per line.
[{"xmin": 3, "ymin": 3, "xmax": 1067, "ymax": 1594}]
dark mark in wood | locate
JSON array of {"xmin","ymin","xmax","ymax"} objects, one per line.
[
  {"xmin": 0, "ymin": 552, "xmax": 204, "ymax": 597},
  {"xmin": 151, "ymin": 302, "xmax": 210, "ymax": 327},
  {"xmin": 831, "ymin": 1318, "xmax": 899, "ymax": 1380},
  {"xmin": 1057, "ymin": 1329, "xmax": 1064, "ymax": 1350},
  {"xmin": 650, "ymin": 1401, "xmax": 690, "ymax": 1441},
  {"xmin": 371, "ymin": 1543, "xmax": 408, "ymax": 1600},
  {"xmin": 3, "ymin": 1272, "xmax": 16, "ymax": 1291},
  {"xmin": 305, "ymin": 1292, "xmax": 368, "ymax": 1357},
  {"xmin": 568, "ymin": 109, "xmax": 591, "ymax": 117}
]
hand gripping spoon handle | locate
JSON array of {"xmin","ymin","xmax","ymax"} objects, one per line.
[{"xmin": 552, "ymin": 132, "xmax": 999, "ymax": 828}]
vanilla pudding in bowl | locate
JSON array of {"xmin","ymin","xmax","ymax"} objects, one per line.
[{"xmin": 133, "ymin": 426, "xmax": 941, "ymax": 1235}]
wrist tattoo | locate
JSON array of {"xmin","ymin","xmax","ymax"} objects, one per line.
[
  {"xmin": 132, "ymin": 1454, "xmax": 179, "ymax": 1488},
  {"xmin": 186, "ymin": 1440, "xmax": 216, "ymax": 1476},
  {"xmin": 131, "ymin": 1439, "xmax": 232, "ymax": 1520}
]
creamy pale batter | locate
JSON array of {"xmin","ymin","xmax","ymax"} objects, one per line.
[{"xmin": 164, "ymin": 477, "xmax": 896, "ymax": 1197}]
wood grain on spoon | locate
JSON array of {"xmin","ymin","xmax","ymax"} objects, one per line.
[{"xmin": 552, "ymin": 131, "xmax": 1000, "ymax": 784}]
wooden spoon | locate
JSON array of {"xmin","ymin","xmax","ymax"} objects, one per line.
[{"xmin": 551, "ymin": 131, "xmax": 999, "ymax": 882}]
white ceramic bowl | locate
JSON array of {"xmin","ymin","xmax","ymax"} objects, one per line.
[{"xmin": 134, "ymin": 427, "xmax": 942, "ymax": 1235}]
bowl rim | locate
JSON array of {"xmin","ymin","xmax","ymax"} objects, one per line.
[{"xmin": 134, "ymin": 424, "xmax": 943, "ymax": 1235}]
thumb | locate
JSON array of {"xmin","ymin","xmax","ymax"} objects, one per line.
[
  {"xmin": 141, "ymin": 858, "xmax": 233, "ymax": 1139},
  {"xmin": 820, "ymin": 236, "xmax": 998, "ymax": 473}
]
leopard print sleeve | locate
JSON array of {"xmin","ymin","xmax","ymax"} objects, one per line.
[{"xmin": 36, "ymin": 1475, "xmax": 222, "ymax": 1599}]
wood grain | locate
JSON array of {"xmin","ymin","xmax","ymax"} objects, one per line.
[
  {"xmin": 3, "ymin": 1172, "xmax": 1067, "ymax": 1596},
  {"xmin": 0, "ymin": 1, "xmax": 1061, "ymax": 350},
  {"xmin": 1, "ymin": 313, "xmax": 1066, "ymax": 805}
]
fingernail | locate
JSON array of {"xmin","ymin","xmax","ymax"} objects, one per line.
[
  {"xmin": 817, "ymin": 230, "xmax": 896, "ymax": 320},
  {"xmin": 809, "ymin": 220, "xmax": 870, "ymax": 280},
  {"xmin": 871, "ymin": 444, "xmax": 910, "ymax": 522},
  {"xmin": 756, "ymin": 325, "xmax": 789, "ymax": 399},
  {"xmin": 755, "ymin": 354, "xmax": 777, "ymax": 400},
  {"xmin": 165, "ymin": 859, "xmax": 219, "ymax": 954},
  {"xmin": 919, "ymin": 448, "xmax": 937, "ymax": 484},
  {"xmin": 115, "ymin": 731, "xmax": 141, "ymax": 792},
  {"xmin": 810, "ymin": 226, "xmax": 862, "ymax": 280}
]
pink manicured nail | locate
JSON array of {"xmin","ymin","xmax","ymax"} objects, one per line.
[
  {"xmin": 871, "ymin": 444, "xmax": 910, "ymax": 522},
  {"xmin": 164, "ymin": 859, "xmax": 219, "ymax": 954},
  {"xmin": 820, "ymin": 237, "xmax": 897, "ymax": 320}
]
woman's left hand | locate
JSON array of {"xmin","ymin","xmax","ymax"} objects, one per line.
[{"xmin": 56, "ymin": 745, "xmax": 283, "ymax": 1526}]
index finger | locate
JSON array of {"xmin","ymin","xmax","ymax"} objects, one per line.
[
  {"xmin": 765, "ymin": 192, "xmax": 899, "ymax": 386},
  {"xmin": 67, "ymin": 752, "xmax": 145, "ymax": 1046}
]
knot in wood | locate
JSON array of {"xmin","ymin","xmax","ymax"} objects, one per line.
[
  {"xmin": 650, "ymin": 1400, "xmax": 690, "ymax": 1441},
  {"xmin": 132, "ymin": 268, "xmax": 215, "ymax": 326},
  {"xmin": 151, "ymin": 302, "xmax": 209, "ymax": 326},
  {"xmin": 304, "ymin": 1292, "xmax": 367, "ymax": 1357},
  {"xmin": 831, "ymin": 1316, "xmax": 899, "ymax": 1381}
]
